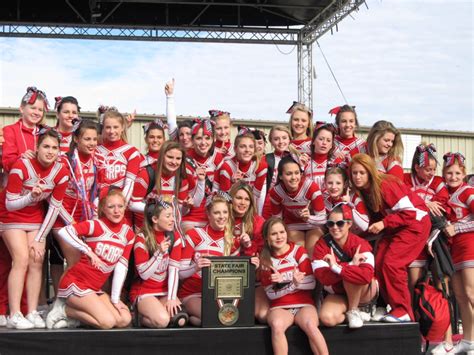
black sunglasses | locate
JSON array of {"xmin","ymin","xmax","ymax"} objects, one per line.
[{"xmin": 326, "ymin": 220, "xmax": 350, "ymax": 228}]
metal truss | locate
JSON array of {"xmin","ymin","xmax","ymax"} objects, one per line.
[
  {"xmin": 301, "ymin": 0, "xmax": 367, "ymax": 45},
  {"xmin": 297, "ymin": 39, "xmax": 313, "ymax": 109},
  {"xmin": 0, "ymin": 22, "xmax": 299, "ymax": 45}
]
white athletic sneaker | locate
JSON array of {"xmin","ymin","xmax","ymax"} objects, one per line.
[
  {"xmin": 371, "ymin": 306, "xmax": 388, "ymax": 321},
  {"xmin": 26, "ymin": 310, "xmax": 46, "ymax": 329},
  {"xmin": 346, "ymin": 309, "xmax": 364, "ymax": 329},
  {"xmin": 53, "ymin": 317, "xmax": 80, "ymax": 329},
  {"xmin": 6, "ymin": 312, "xmax": 34, "ymax": 330},
  {"xmin": 46, "ymin": 298, "xmax": 66, "ymax": 329},
  {"xmin": 358, "ymin": 308, "xmax": 371, "ymax": 322},
  {"xmin": 0, "ymin": 315, "xmax": 7, "ymax": 327},
  {"xmin": 380, "ymin": 313, "xmax": 411, "ymax": 323},
  {"xmin": 452, "ymin": 339, "xmax": 474, "ymax": 354},
  {"xmin": 430, "ymin": 341, "xmax": 455, "ymax": 354}
]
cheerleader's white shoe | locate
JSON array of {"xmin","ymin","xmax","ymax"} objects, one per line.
[
  {"xmin": 26, "ymin": 310, "xmax": 46, "ymax": 328},
  {"xmin": 46, "ymin": 298, "xmax": 66, "ymax": 329}
]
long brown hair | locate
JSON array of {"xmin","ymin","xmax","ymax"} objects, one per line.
[
  {"xmin": 260, "ymin": 217, "xmax": 290, "ymax": 270},
  {"xmin": 154, "ymin": 141, "xmax": 187, "ymax": 196},
  {"xmin": 141, "ymin": 200, "xmax": 172, "ymax": 254},
  {"xmin": 366, "ymin": 120, "xmax": 403, "ymax": 162},
  {"xmin": 229, "ymin": 182, "xmax": 256, "ymax": 238}
]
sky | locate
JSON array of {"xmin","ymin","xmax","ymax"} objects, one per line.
[{"xmin": 0, "ymin": 0, "xmax": 472, "ymax": 131}]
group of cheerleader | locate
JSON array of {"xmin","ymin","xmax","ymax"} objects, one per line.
[{"xmin": 0, "ymin": 83, "xmax": 472, "ymax": 355}]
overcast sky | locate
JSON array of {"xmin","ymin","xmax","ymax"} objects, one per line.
[{"xmin": 0, "ymin": 0, "xmax": 472, "ymax": 131}]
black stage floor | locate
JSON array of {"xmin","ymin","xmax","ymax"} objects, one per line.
[{"xmin": 0, "ymin": 322, "xmax": 421, "ymax": 355}]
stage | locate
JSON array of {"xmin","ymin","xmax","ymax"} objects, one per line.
[{"xmin": 0, "ymin": 322, "xmax": 421, "ymax": 355}]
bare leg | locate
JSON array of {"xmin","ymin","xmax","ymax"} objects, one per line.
[
  {"xmin": 267, "ymin": 308, "xmax": 295, "ymax": 355},
  {"xmin": 452, "ymin": 269, "xmax": 474, "ymax": 341},
  {"xmin": 183, "ymin": 296, "xmax": 202, "ymax": 326},
  {"xmin": 318, "ymin": 294, "xmax": 347, "ymax": 327},
  {"xmin": 288, "ymin": 230, "xmax": 305, "ymax": 246},
  {"xmin": 305, "ymin": 228, "xmax": 324, "ymax": 259},
  {"xmin": 136, "ymin": 296, "xmax": 170, "ymax": 328},
  {"xmin": 294, "ymin": 306, "xmax": 329, "ymax": 355},
  {"xmin": 254, "ymin": 286, "xmax": 269, "ymax": 323},
  {"xmin": 25, "ymin": 231, "xmax": 45, "ymax": 313}
]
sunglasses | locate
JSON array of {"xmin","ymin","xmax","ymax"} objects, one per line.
[{"xmin": 326, "ymin": 220, "xmax": 350, "ymax": 228}]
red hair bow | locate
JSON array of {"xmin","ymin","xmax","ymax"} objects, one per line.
[
  {"xmin": 416, "ymin": 144, "xmax": 437, "ymax": 167},
  {"xmin": 192, "ymin": 118, "xmax": 215, "ymax": 137},
  {"xmin": 209, "ymin": 109, "xmax": 230, "ymax": 118},
  {"xmin": 443, "ymin": 152, "xmax": 465, "ymax": 167},
  {"xmin": 24, "ymin": 86, "xmax": 50, "ymax": 111}
]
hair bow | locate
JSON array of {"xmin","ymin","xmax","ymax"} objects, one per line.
[
  {"xmin": 209, "ymin": 109, "xmax": 230, "ymax": 118},
  {"xmin": 286, "ymin": 101, "xmax": 312, "ymax": 115},
  {"xmin": 205, "ymin": 190, "xmax": 232, "ymax": 207},
  {"xmin": 24, "ymin": 86, "xmax": 50, "ymax": 111},
  {"xmin": 443, "ymin": 152, "xmax": 465, "ymax": 167},
  {"xmin": 192, "ymin": 118, "xmax": 215, "ymax": 136},
  {"xmin": 416, "ymin": 144, "xmax": 437, "ymax": 167},
  {"xmin": 328, "ymin": 105, "xmax": 356, "ymax": 116},
  {"xmin": 142, "ymin": 118, "xmax": 168, "ymax": 135},
  {"xmin": 332, "ymin": 201, "xmax": 355, "ymax": 220}
]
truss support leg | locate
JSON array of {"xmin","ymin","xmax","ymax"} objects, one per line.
[{"xmin": 297, "ymin": 37, "xmax": 313, "ymax": 109}]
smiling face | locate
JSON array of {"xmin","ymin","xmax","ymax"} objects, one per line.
[
  {"xmin": 326, "ymin": 173, "xmax": 345, "ymax": 199},
  {"xmin": 414, "ymin": 159, "xmax": 437, "ymax": 183},
  {"xmin": 338, "ymin": 112, "xmax": 356, "ymax": 139},
  {"xmin": 163, "ymin": 148, "xmax": 183, "ymax": 174},
  {"xmin": 214, "ymin": 117, "xmax": 231, "ymax": 143},
  {"xmin": 20, "ymin": 99, "xmax": 45, "ymax": 128},
  {"xmin": 291, "ymin": 110, "xmax": 310, "ymax": 139},
  {"xmin": 267, "ymin": 222, "xmax": 288, "ymax": 253},
  {"xmin": 270, "ymin": 129, "xmax": 290, "ymax": 153},
  {"xmin": 102, "ymin": 194, "xmax": 126, "ymax": 224},
  {"xmin": 75, "ymin": 128, "xmax": 98, "ymax": 156},
  {"xmin": 152, "ymin": 206, "xmax": 175, "ymax": 232},
  {"xmin": 280, "ymin": 161, "xmax": 301, "ymax": 192},
  {"xmin": 36, "ymin": 136, "xmax": 60, "ymax": 167},
  {"xmin": 235, "ymin": 137, "xmax": 255, "ymax": 163},
  {"xmin": 376, "ymin": 132, "xmax": 395, "ymax": 155},
  {"xmin": 327, "ymin": 211, "xmax": 351, "ymax": 242},
  {"xmin": 443, "ymin": 163, "xmax": 466, "ymax": 189},
  {"xmin": 232, "ymin": 188, "xmax": 251, "ymax": 217},
  {"xmin": 178, "ymin": 126, "xmax": 193, "ymax": 149},
  {"xmin": 207, "ymin": 201, "xmax": 230, "ymax": 231},
  {"xmin": 57, "ymin": 102, "xmax": 79, "ymax": 132},
  {"xmin": 103, "ymin": 116, "xmax": 124, "ymax": 143},
  {"xmin": 351, "ymin": 163, "xmax": 370, "ymax": 190},
  {"xmin": 313, "ymin": 128, "xmax": 333, "ymax": 155},
  {"xmin": 146, "ymin": 128, "xmax": 165, "ymax": 153},
  {"xmin": 192, "ymin": 128, "xmax": 213, "ymax": 156},
  {"xmin": 255, "ymin": 138, "xmax": 266, "ymax": 155}
]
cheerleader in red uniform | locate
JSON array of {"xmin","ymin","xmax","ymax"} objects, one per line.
[
  {"xmin": 178, "ymin": 193, "xmax": 238, "ymax": 326},
  {"xmin": 366, "ymin": 120, "xmax": 404, "ymax": 180},
  {"xmin": 181, "ymin": 119, "xmax": 225, "ymax": 232},
  {"xmin": 52, "ymin": 120, "xmax": 100, "ymax": 267},
  {"xmin": 324, "ymin": 167, "xmax": 369, "ymax": 234},
  {"xmin": 130, "ymin": 198, "xmax": 185, "ymax": 328},
  {"xmin": 260, "ymin": 217, "xmax": 328, "ymax": 355},
  {"xmin": 229, "ymin": 182, "xmax": 268, "ymax": 322},
  {"xmin": 46, "ymin": 188, "xmax": 135, "ymax": 330},
  {"xmin": 313, "ymin": 204, "xmax": 377, "ymax": 329},
  {"xmin": 0, "ymin": 129, "xmax": 69, "ymax": 329},
  {"xmin": 349, "ymin": 153, "xmax": 430, "ymax": 322},
  {"xmin": 54, "ymin": 96, "xmax": 80, "ymax": 155},
  {"xmin": 269, "ymin": 156, "xmax": 326, "ymax": 254},
  {"xmin": 130, "ymin": 141, "xmax": 199, "ymax": 230},
  {"xmin": 329, "ymin": 105, "xmax": 367, "ymax": 161},
  {"xmin": 304, "ymin": 121, "xmax": 344, "ymax": 191},
  {"xmin": 96, "ymin": 108, "xmax": 141, "ymax": 206},
  {"xmin": 210, "ymin": 110, "xmax": 234, "ymax": 158},
  {"xmin": 287, "ymin": 101, "xmax": 313, "ymax": 155},
  {"xmin": 214, "ymin": 130, "xmax": 268, "ymax": 214},
  {"xmin": 441, "ymin": 153, "xmax": 474, "ymax": 354}
]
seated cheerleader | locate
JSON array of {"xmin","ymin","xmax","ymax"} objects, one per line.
[
  {"xmin": 324, "ymin": 167, "xmax": 369, "ymax": 234},
  {"xmin": 0, "ymin": 129, "xmax": 69, "ymax": 330},
  {"xmin": 129, "ymin": 198, "xmax": 185, "ymax": 328},
  {"xmin": 269, "ymin": 156, "xmax": 326, "ymax": 254},
  {"xmin": 366, "ymin": 120, "xmax": 404, "ymax": 181},
  {"xmin": 178, "ymin": 193, "xmax": 238, "ymax": 326},
  {"xmin": 260, "ymin": 217, "xmax": 328, "ymax": 355},
  {"xmin": 329, "ymin": 105, "xmax": 367, "ymax": 161},
  {"xmin": 287, "ymin": 101, "xmax": 313, "ymax": 155},
  {"xmin": 441, "ymin": 153, "xmax": 474, "ymax": 354},
  {"xmin": 210, "ymin": 110, "xmax": 234, "ymax": 158},
  {"xmin": 229, "ymin": 182, "xmax": 268, "ymax": 322},
  {"xmin": 313, "ymin": 204, "xmax": 377, "ymax": 329},
  {"xmin": 214, "ymin": 129, "xmax": 268, "ymax": 214},
  {"xmin": 46, "ymin": 188, "xmax": 135, "ymax": 330}
]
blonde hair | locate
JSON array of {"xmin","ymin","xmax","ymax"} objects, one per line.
[
  {"xmin": 102, "ymin": 108, "xmax": 128, "ymax": 142},
  {"xmin": 268, "ymin": 125, "xmax": 299, "ymax": 156},
  {"xmin": 366, "ymin": 120, "xmax": 403, "ymax": 162},
  {"xmin": 234, "ymin": 132, "xmax": 261, "ymax": 165},
  {"xmin": 289, "ymin": 104, "xmax": 314, "ymax": 139},
  {"xmin": 206, "ymin": 195, "xmax": 234, "ymax": 256},
  {"xmin": 98, "ymin": 188, "xmax": 125, "ymax": 218}
]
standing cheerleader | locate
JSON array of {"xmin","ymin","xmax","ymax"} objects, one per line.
[
  {"xmin": 96, "ymin": 108, "xmax": 141, "ymax": 206},
  {"xmin": 330, "ymin": 105, "xmax": 367, "ymax": 160},
  {"xmin": 229, "ymin": 182, "xmax": 268, "ymax": 323},
  {"xmin": 313, "ymin": 204, "xmax": 377, "ymax": 328},
  {"xmin": 260, "ymin": 217, "xmax": 328, "ymax": 355},
  {"xmin": 366, "ymin": 120, "xmax": 404, "ymax": 180},
  {"xmin": 214, "ymin": 131, "xmax": 268, "ymax": 214},
  {"xmin": 0, "ymin": 129, "xmax": 69, "ymax": 329},
  {"xmin": 442, "ymin": 153, "xmax": 474, "ymax": 354},
  {"xmin": 210, "ymin": 110, "xmax": 234, "ymax": 158},
  {"xmin": 349, "ymin": 153, "xmax": 430, "ymax": 322},
  {"xmin": 270, "ymin": 156, "xmax": 326, "ymax": 253},
  {"xmin": 54, "ymin": 96, "xmax": 81, "ymax": 155},
  {"xmin": 181, "ymin": 119, "xmax": 224, "ymax": 231},
  {"xmin": 130, "ymin": 199, "xmax": 185, "ymax": 328},
  {"xmin": 304, "ymin": 121, "xmax": 343, "ymax": 191},
  {"xmin": 52, "ymin": 120, "xmax": 100, "ymax": 267},
  {"xmin": 178, "ymin": 193, "xmax": 237, "ymax": 326},
  {"xmin": 46, "ymin": 188, "xmax": 135, "ymax": 330},
  {"xmin": 177, "ymin": 120, "xmax": 194, "ymax": 150},
  {"xmin": 287, "ymin": 101, "xmax": 313, "ymax": 155}
]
